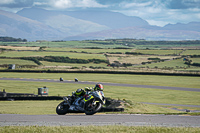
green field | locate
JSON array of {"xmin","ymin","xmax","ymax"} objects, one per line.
[
  {"xmin": 1, "ymin": 41, "xmax": 200, "ymax": 72},
  {"xmin": 0, "ymin": 125, "xmax": 200, "ymax": 133},
  {"xmin": 135, "ymin": 58, "xmax": 188, "ymax": 69},
  {"xmin": 0, "ymin": 59, "xmax": 36, "ymax": 66},
  {"xmin": 0, "ymin": 51, "xmax": 106, "ymax": 60},
  {"xmin": 135, "ymin": 49, "xmax": 183, "ymax": 55},
  {"xmin": 40, "ymin": 61, "xmax": 108, "ymax": 68},
  {"xmin": 0, "ymin": 40, "xmax": 200, "ymax": 116},
  {"xmin": 0, "ymin": 72, "xmax": 200, "ymax": 115},
  {"xmin": 45, "ymin": 47, "xmax": 132, "ymax": 53},
  {"xmin": 1, "ymin": 72, "xmax": 200, "ymax": 88},
  {"xmin": 181, "ymin": 50, "xmax": 200, "ymax": 55}
]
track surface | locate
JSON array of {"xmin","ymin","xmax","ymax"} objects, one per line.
[{"xmin": 0, "ymin": 114, "xmax": 200, "ymax": 127}]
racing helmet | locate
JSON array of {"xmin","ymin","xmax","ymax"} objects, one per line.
[
  {"xmin": 85, "ymin": 87, "xmax": 92, "ymax": 91},
  {"xmin": 94, "ymin": 83, "xmax": 103, "ymax": 91},
  {"xmin": 75, "ymin": 88, "xmax": 84, "ymax": 96}
]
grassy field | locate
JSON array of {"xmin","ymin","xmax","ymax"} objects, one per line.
[
  {"xmin": 107, "ymin": 54, "xmax": 178, "ymax": 64},
  {"xmin": 45, "ymin": 47, "xmax": 132, "ymax": 53},
  {"xmin": 0, "ymin": 46, "xmax": 40, "ymax": 50},
  {"xmin": 1, "ymin": 42, "xmax": 200, "ymax": 72},
  {"xmin": 0, "ymin": 79, "xmax": 199, "ymax": 105},
  {"xmin": 0, "ymin": 41, "xmax": 200, "ymax": 116},
  {"xmin": 134, "ymin": 58, "xmax": 188, "ymax": 69},
  {"xmin": 135, "ymin": 49, "xmax": 183, "ymax": 55},
  {"xmin": 40, "ymin": 61, "xmax": 108, "ymax": 68},
  {"xmin": 0, "ymin": 72, "xmax": 200, "ymax": 88},
  {"xmin": 0, "ymin": 41, "xmax": 130, "ymax": 48},
  {"xmin": 0, "ymin": 59, "xmax": 36, "ymax": 65},
  {"xmin": 0, "ymin": 51, "xmax": 106, "ymax": 60},
  {"xmin": 181, "ymin": 50, "xmax": 200, "ymax": 55},
  {"xmin": 0, "ymin": 125, "xmax": 200, "ymax": 133},
  {"xmin": 0, "ymin": 72, "xmax": 200, "ymax": 115}
]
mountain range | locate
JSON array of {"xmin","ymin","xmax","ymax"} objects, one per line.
[{"xmin": 0, "ymin": 7, "xmax": 200, "ymax": 41}]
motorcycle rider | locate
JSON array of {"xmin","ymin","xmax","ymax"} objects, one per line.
[
  {"xmin": 84, "ymin": 87, "xmax": 93, "ymax": 94},
  {"xmin": 71, "ymin": 84, "xmax": 104, "ymax": 111},
  {"xmin": 93, "ymin": 83, "xmax": 103, "ymax": 91},
  {"xmin": 93, "ymin": 83, "xmax": 105, "ymax": 100},
  {"xmin": 71, "ymin": 88, "xmax": 90, "ymax": 111}
]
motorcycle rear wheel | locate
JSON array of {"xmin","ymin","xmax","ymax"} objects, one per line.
[
  {"xmin": 56, "ymin": 101, "xmax": 69, "ymax": 115},
  {"xmin": 84, "ymin": 99, "xmax": 102, "ymax": 115}
]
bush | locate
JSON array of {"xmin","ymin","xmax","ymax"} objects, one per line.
[{"xmin": 148, "ymin": 58, "xmax": 161, "ymax": 61}]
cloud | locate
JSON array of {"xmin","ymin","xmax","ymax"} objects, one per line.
[
  {"xmin": 167, "ymin": 0, "xmax": 200, "ymax": 9},
  {"xmin": 119, "ymin": 1, "xmax": 153, "ymax": 8},
  {"xmin": 0, "ymin": 0, "xmax": 34, "ymax": 8},
  {"xmin": 109, "ymin": 0, "xmax": 200, "ymax": 26},
  {"xmin": 0, "ymin": 0, "xmax": 15, "ymax": 5},
  {"xmin": 49, "ymin": 0, "xmax": 108, "ymax": 9},
  {"xmin": 0, "ymin": 0, "xmax": 107, "ymax": 9}
]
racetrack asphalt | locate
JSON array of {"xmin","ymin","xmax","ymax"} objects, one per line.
[{"xmin": 0, "ymin": 114, "xmax": 200, "ymax": 127}]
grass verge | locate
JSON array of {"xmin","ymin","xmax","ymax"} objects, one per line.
[
  {"xmin": 0, "ymin": 72, "xmax": 200, "ymax": 88},
  {"xmin": 0, "ymin": 126, "xmax": 200, "ymax": 133}
]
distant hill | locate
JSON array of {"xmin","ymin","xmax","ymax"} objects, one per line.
[
  {"xmin": 0, "ymin": 8, "xmax": 199, "ymax": 41},
  {"xmin": 64, "ymin": 10, "xmax": 149, "ymax": 29},
  {"xmin": 17, "ymin": 8, "xmax": 109, "ymax": 36},
  {"xmin": 163, "ymin": 22, "xmax": 200, "ymax": 32},
  {"xmin": 0, "ymin": 9, "xmax": 64, "ymax": 41},
  {"xmin": 64, "ymin": 26, "xmax": 200, "ymax": 41}
]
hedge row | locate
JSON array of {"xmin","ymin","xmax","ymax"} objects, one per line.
[{"xmin": 20, "ymin": 56, "xmax": 108, "ymax": 65}]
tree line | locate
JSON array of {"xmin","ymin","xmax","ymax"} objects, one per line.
[
  {"xmin": 20, "ymin": 56, "xmax": 108, "ymax": 65},
  {"xmin": 0, "ymin": 37, "xmax": 27, "ymax": 42}
]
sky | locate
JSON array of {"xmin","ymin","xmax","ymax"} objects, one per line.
[{"xmin": 0, "ymin": 0, "xmax": 200, "ymax": 26}]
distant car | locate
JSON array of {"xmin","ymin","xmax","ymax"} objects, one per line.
[{"xmin": 75, "ymin": 78, "xmax": 78, "ymax": 82}]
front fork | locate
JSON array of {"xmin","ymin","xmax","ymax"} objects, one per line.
[{"xmin": 63, "ymin": 97, "xmax": 71, "ymax": 106}]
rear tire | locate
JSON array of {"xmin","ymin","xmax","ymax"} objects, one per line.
[
  {"xmin": 56, "ymin": 101, "xmax": 69, "ymax": 115},
  {"xmin": 84, "ymin": 99, "xmax": 102, "ymax": 115}
]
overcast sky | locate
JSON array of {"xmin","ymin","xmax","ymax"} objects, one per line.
[{"xmin": 0, "ymin": 0, "xmax": 200, "ymax": 26}]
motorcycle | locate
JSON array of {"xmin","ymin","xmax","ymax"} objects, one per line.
[{"xmin": 56, "ymin": 90, "xmax": 105, "ymax": 115}]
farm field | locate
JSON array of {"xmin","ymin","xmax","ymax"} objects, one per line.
[
  {"xmin": 0, "ymin": 45, "xmax": 40, "ymax": 50},
  {"xmin": 40, "ymin": 61, "xmax": 108, "ymax": 68},
  {"xmin": 107, "ymin": 54, "xmax": 179, "ymax": 64},
  {"xmin": 45, "ymin": 47, "xmax": 132, "ymax": 53},
  {"xmin": 0, "ymin": 73, "xmax": 200, "ymax": 115},
  {"xmin": 181, "ymin": 50, "xmax": 200, "ymax": 55},
  {"xmin": 134, "ymin": 58, "xmax": 188, "ymax": 69},
  {"xmin": 135, "ymin": 49, "xmax": 183, "ymax": 55},
  {"xmin": 0, "ymin": 51, "xmax": 106, "ymax": 60},
  {"xmin": 0, "ymin": 40, "xmax": 200, "ymax": 115},
  {"xmin": 1, "ymin": 40, "xmax": 200, "ymax": 73},
  {"xmin": 0, "ymin": 59, "xmax": 36, "ymax": 65}
]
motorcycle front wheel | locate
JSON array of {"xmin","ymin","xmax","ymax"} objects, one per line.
[
  {"xmin": 84, "ymin": 99, "xmax": 102, "ymax": 115},
  {"xmin": 56, "ymin": 101, "xmax": 69, "ymax": 115}
]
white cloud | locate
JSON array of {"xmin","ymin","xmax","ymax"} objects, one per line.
[
  {"xmin": 49, "ymin": 0, "xmax": 108, "ymax": 9},
  {"xmin": 33, "ymin": 2, "xmax": 48, "ymax": 6},
  {"xmin": 119, "ymin": 1, "xmax": 152, "ymax": 8},
  {"xmin": 146, "ymin": 20, "xmax": 170, "ymax": 26},
  {"xmin": 0, "ymin": 0, "xmax": 15, "ymax": 5},
  {"xmin": 113, "ymin": 0, "xmax": 200, "ymax": 26}
]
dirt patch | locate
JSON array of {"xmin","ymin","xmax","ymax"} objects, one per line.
[
  {"xmin": 0, "ymin": 46, "xmax": 40, "ymax": 50},
  {"xmin": 105, "ymin": 98, "xmax": 127, "ymax": 109}
]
